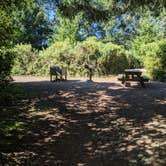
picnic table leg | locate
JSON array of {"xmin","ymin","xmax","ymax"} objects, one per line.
[
  {"xmin": 121, "ymin": 78, "xmax": 125, "ymax": 84},
  {"xmin": 121, "ymin": 74, "xmax": 125, "ymax": 84}
]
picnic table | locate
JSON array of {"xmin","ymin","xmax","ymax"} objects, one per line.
[{"xmin": 118, "ymin": 69, "xmax": 149, "ymax": 87}]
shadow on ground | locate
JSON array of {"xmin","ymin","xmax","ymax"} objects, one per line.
[{"xmin": 0, "ymin": 79, "xmax": 166, "ymax": 165}]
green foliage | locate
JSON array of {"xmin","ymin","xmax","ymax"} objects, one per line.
[
  {"xmin": 13, "ymin": 0, "xmax": 53, "ymax": 49},
  {"xmin": 130, "ymin": 13, "xmax": 166, "ymax": 81},
  {"xmin": 70, "ymin": 37, "xmax": 101, "ymax": 76},
  {"xmin": 0, "ymin": 1, "xmax": 17, "ymax": 86},
  {"xmin": 12, "ymin": 42, "xmax": 73, "ymax": 76},
  {"xmin": 0, "ymin": 0, "xmax": 34, "ymax": 86},
  {"xmin": 34, "ymin": 41, "xmax": 72, "ymax": 75},
  {"xmin": 103, "ymin": 13, "xmax": 137, "ymax": 49},
  {"xmin": 2, "ymin": 1, "xmax": 166, "ymax": 81},
  {"xmin": 52, "ymin": 12, "xmax": 82, "ymax": 45},
  {"xmin": 142, "ymin": 40, "xmax": 166, "ymax": 81},
  {"xmin": 99, "ymin": 42, "xmax": 129, "ymax": 74},
  {"xmin": 57, "ymin": 0, "xmax": 112, "ymax": 22},
  {"xmin": 0, "ymin": 48, "xmax": 15, "ymax": 86},
  {"xmin": 70, "ymin": 37, "xmax": 129, "ymax": 75},
  {"xmin": 57, "ymin": 0, "xmax": 166, "ymax": 23},
  {"xmin": 12, "ymin": 44, "xmax": 38, "ymax": 75},
  {"xmin": 12, "ymin": 37, "xmax": 130, "ymax": 76},
  {"xmin": 132, "ymin": 13, "xmax": 164, "ymax": 62}
]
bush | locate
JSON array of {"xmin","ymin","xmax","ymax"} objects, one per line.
[
  {"xmin": 99, "ymin": 42, "xmax": 129, "ymax": 75},
  {"xmin": 142, "ymin": 40, "xmax": 166, "ymax": 81},
  {"xmin": 12, "ymin": 44, "xmax": 38, "ymax": 75},
  {"xmin": 143, "ymin": 56, "xmax": 162, "ymax": 80},
  {"xmin": 0, "ymin": 47, "xmax": 14, "ymax": 86},
  {"xmin": 33, "ymin": 41, "xmax": 73, "ymax": 75},
  {"xmin": 11, "ymin": 38, "xmax": 131, "ymax": 77},
  {"xmin": 70, "ymin": 37, "xmax": 129, "ymax": 76},
  {"xmin": 71, "ymin": 37, "xmax": 101, "ymax": 76}
]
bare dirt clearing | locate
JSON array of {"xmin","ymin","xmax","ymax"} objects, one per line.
[{"xmin": 2, "ymin": 76, "xmax": 166, "ymax": 165}]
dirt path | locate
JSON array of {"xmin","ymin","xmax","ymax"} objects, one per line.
[{"xmin": 5, "ymin": 76, "xmax": 166, "ymax": 165}]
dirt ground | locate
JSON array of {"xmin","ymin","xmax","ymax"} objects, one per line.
[{"xmin": 2, "ymin": 76, "xmax": 166, "ymax": 165}]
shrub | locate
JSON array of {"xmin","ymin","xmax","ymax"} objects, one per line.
[
  {"xmin": 11, "ymin": 38, "xmax": 131, "ymax": 77},
  {"xmin": 34, "ymin": 41, "xmax": 73, "ymax": 75},
  {"xmin": 0, "ymin": 47, "xmax": 14, "ymax": 86},
  {"xmin": 12, "ymin": 44, "xmax": 38, "ymax": 75},
  {"xmin": 143, "ymin": 56, "xmax": 162, "ymax": 80},
  {"xmin": 70, "ymin": 37, "xmax": 129, "ymax": 76},
  {"xmin": 98, "ymin": 42, "xmax": 129, "ymax": 75},
  {"xmin": 71, "ymin": 37, "xmax": 101, "ymax": 76},
  {"xmin": 142, "ymin": 41, "xmax": 166, "ymax": 81}
]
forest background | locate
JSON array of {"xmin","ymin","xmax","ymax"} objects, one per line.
[{"xmin": 1, "ymin": 0, "xmax": 166, "ymax": 83}]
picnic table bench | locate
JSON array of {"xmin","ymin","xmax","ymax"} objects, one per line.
[{"xmin": 118, "ymin": 69, "xmax": 149, "ymax": 87}]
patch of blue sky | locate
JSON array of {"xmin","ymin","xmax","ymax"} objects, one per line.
[
  {"xmin": 92, "ymin": 22, "xmax": 100, "ymax": 29},
  {"xmin": 49, "ymin": 10, "xmax": 56, "ymax": 21},
  {"xmin": 95, "ymin": 31, "xmax": 105, "ymax": 39}
]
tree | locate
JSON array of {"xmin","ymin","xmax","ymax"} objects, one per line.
[
  {"xmin": 132, "ymin": 12, "xmax": 164, "ymax": 62},
  {"xmin": 0, "ymin": 0, "xmax": 20, "ymax": 82},
  {"xmin": 52, "ymin": 11, "xmax": 82, "ymax": 45},
  {"xmin": 14, "ymin": 1, "xmax": 53, "ymax": 49},
  {"xmin": 0, "ymin": 0, "xmax": 36, "ymax": 83}
]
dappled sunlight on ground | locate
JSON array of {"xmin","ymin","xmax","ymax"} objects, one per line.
[{"xmin": 1, "ymin": 77, "xmax": 166, "ymax": 165}]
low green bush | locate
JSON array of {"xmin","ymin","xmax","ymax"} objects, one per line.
[
  {"xmin": 33, "ymin": 41, "xmax": 72, "ymax": 75},
  {"xmin": 12, "ymin": 44, "xmax": 38, "ymax": 75},
  {"xmin": 0, "ymin": 47, "xmax": 14, "ymax": 87},
  {"xmin": 70, "ymin": 37, "xmax": 129, "ymax": 76},
  {"xmin": 11, "ymin": 38, "xmax": 131, "ymax": 77},
  {"xmin": 70, "ymin": 37, "xmax": 101, "ymax": 76},
  {"xmin": 142, "ymin": 40, "xmax": 166, "ymax": 81},
  {"xmin": 99, "ymin": 42, "xmax": 129, "ymax": 75},
  {"xmin": 12, "ymin": 39, "xmax": 166, "ymax": 81}
]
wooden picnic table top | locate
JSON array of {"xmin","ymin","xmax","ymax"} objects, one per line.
[
  {"xmin": 124, "ymin": 69, "xmax": 142, "ymax": 73},
  {"xmin": 124, "ymin": 69, "xmax": 143, "ymax": 75}
]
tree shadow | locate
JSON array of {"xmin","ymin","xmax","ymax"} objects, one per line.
[{"xmin": 1, "ymin": 79, "xmax": 166, "ymax": 165}]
